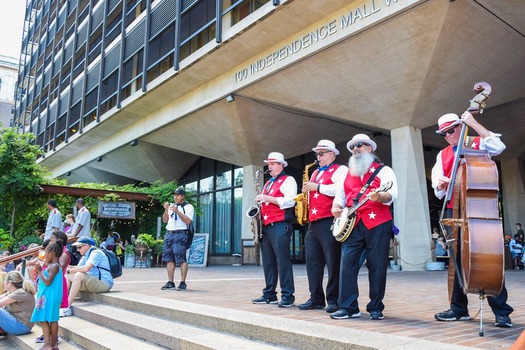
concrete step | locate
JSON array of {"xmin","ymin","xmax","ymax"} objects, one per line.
[
  {"xmin": 80, "ymin": 291, "xmax": 475, "ymax": 350},
  {"xmin": 72, "ymin": 301, "xmax": 289, "ymax": 350},
  {"xmin": 9, "ymin": 320, "xmax": 163, "ymax": 350},
  {"xmin": 58, "ymin": 316, "xmax": 166, "ymax": 350},
  {"xmin": 8, "ymin": 325, "xmax": 83, "ymax": 350}
]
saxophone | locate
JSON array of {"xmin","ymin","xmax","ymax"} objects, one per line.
[
  {"xmin": 294, "ymin": 160, "xmax": 318, "ymax": 226},
  {"xmin": 245, "ymin": 169, "xmax": 266, "ymax": 244}
]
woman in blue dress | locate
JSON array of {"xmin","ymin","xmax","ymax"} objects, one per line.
[{"xmin": 31, "ymin": 243, "xmax": 63, "ymax": 350}]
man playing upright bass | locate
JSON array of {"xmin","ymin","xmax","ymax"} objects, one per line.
[{"xmin": 431, "ymin": 112, "xmax": 513, "ymax": 328}]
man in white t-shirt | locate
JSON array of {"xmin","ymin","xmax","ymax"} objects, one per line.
[
  {"xmin": 68, "ymin": 198, "xmax": 91, "ymax": 239},
  {"xmin": 161, "ymin": 187, "xmax": 194, "ymax": 291},
  {"xmin": 42, "ymin": 199, "xmax": 63, "ymax": 240}
]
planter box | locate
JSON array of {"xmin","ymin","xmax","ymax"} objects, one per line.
[
  {"xmin": 124, "ymin": 251, "xmax": 152, "ymax": 268},
  {"xmin": 425, "ymin": 261, "xmax": 445, "ymax": 271},
  {"xmin": 124, "ymin": 253, "xmax": 135, "ymax": 268},
  {"xmin": 389, "ymin": 260, "xmax": 401, "ymax": 271}
]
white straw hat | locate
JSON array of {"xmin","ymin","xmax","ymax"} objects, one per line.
[
  {"xmin": 312, "ymin": 139, "xmax": 339, "ymax": 155},
  {"xmin": 346, "ymin": 134, "xmax": 377, "ymax": 152},
  {"xmin": 264, "ymin": 152, "xmax": 288, "ymax": 167},
  {"xmin": 436, "ymin": 113, "xmax": 461, "ymax": 133}
]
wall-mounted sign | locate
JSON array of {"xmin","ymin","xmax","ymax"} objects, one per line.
[{"xmin": 97, "ymin": 201, "xmax": 136, "ymax": 219}]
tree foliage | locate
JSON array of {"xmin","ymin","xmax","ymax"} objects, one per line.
[
  {"xmin": 0, "ymin": 128, "xmax": 193, "ymax": 249},
  {"xmin": 0, "ymin": 128, "xmax": 47, "ymax": 236}
]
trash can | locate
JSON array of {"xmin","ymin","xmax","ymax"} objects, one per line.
[
  {"xmin": 241, "ymin": 239, "xmax": 260, "ymax": 265},
  {"xmin": 232, "ymin": 253, "xmax": 242, "ymax": 266}
]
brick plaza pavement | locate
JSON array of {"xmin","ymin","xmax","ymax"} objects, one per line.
[{"xmin": 113, "ymin": 264, "xmax": 524, "ymax": 349}]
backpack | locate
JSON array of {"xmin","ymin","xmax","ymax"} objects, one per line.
[
  {"xmin": 97, "ymin": 247, "xmax": 122, "ymax": 278},
  {"xmin": 67, "ymin": 244, "xmax": 82, "ymax": 266},
  {"xmin": 67, "ymin": 249, "xmax": 82, "ymax": 266},
  {"xmin": 180, "ymin": 203, "xmax": 195, "ymax": 250}
]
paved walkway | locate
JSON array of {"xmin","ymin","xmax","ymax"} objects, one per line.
[{"xmin": 112, "ymin": 264, "xmax": 523, "ymax": 349}]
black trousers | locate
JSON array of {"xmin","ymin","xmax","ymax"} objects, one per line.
[
  {"xmin": 260, "ymin": 221, "xmax": 295, "ymax": 302},
  {"xmin": 305, "ymin": 217, "xmax": 341, "ymax": 306},
  {"xmin": 445, "ymin": 209, "xmax": 513, "ymax": 317},
  {"xmin": 339, "ymin": 220, "xmax": 391, "ymax": 313}
]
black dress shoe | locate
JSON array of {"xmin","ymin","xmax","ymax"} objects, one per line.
[
  {"xmin": 330, "ymin": 309, "xmax": 361, "ymax": 319},
  {"xmin": 370, "ymin": 311, "xmax": 384, "ymax": 320},
  {"xmin": 325, "ymin": 304, "xmax": 339, "ymax": 313},
  {"xmin": 298, "ymin": 299, "xmax": 324, "ymax": 310}
]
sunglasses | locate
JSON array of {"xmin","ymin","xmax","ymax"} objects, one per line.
[
  {"xmin": 315, "ymin": 151, "xmax": 331, "ymax": 157},
  {"xmin": 439, "ymin": 126, "xmax": 459, "ymax": 137},
  {"xmin": 349, "ymin": 142, "xmax": 368, "ymax": 151}
]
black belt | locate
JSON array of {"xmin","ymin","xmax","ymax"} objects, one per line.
[
  {"xmin": 264, "ymin": 221, "xmax": 291, "ymax": 227},
  {"xmin": 167, "ymin": 229, "xmax": 188, "ymax": 234}
]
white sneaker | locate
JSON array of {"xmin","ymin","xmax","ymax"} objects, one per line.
[{"xmin": 60, "ymin": 307, "xmax": 72, "ymax": 317}]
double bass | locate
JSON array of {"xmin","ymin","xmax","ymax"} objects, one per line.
[{"xmin": 439, "ymin": 82, "xmax": 504, "ymax": 337}]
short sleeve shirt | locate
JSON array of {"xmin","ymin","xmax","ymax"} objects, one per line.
[
  {"xmin": 165, "ymin": 203, "xmax": 194, "ymax": 231},
  {"xmin": 79, "ymin": 248, "xmax": 114, "ymax": 288},
  {"xmin": 75, "ymin": 207, "xmax": 91, "ymax": 238},
  {"xmin": 6, "ymin": 288, "xmax": 36, "ymax": 328},
  {"xmin": 45, "ymin": 208, "xmax": 63, "ymax": 240}
]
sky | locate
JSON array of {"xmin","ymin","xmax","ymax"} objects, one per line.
[{"xmin": 0, "ymin": 0, "xmax": 27, "ymax": 59}]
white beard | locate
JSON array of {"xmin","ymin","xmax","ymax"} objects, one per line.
[{"xmin": 349, "ymin": 152, "xmax": 375, "ymax": 177}]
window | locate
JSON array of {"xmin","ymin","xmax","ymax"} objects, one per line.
[
  {"xmin": 100, "ymin": 71, "xmax": 119, "ymax": 103},
  {"xmin": 231, "ymin": 0, "xmax": 269, "ymax": 26},
  {"xmin": 125, "ymin": 0, "xmax": 147, "ymax": 27},
  {"xmin": 182, "ymin": 158, "xmax": 243, "ymax": 255},
  {"xmin": 84, "ymin": 88, "xmax": 98, "ymax": 115},
  {"xmin": 179, "ymin": 0, "xmax": 216, "ymax": 60},
  {"xmin": 146, "ymin": 26, "xmax": 175, "ymax": 84}
]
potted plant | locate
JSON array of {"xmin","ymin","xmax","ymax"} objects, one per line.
[
  {"xmin": 152, "ymin": 239, "xmax": 164, "ymax": 267},
  {"xmin": 426, "ymin": 236, "xmax": 446, "ymax": 271},
  {"xmin": 135, "ymin": 234, "xmax": 156, "ymax": 249},
  {"xmin": 124, "ymin": 244, "xmax": 135, "ymax": 268},
  {"xmin": 134, "ymin": 234, "xmax": 155, "ymax": 267},
  {"xmin": 390, "ymin": 237, "xmax": 401, "ymax": 271}
]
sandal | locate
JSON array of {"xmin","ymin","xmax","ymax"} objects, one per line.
[{"xmin": 35, "ymin": 334, "xmax": 45, "ymax": 343}]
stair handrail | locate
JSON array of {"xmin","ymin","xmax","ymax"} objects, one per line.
[{"xmin": 0, "ymin": 236, "xmax": 79, "ymax": 265}]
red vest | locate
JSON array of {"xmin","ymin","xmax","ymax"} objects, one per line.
[
  {"xmin": 261, "ymin": 175, "xmax": 290, "ymax": 225},
  {"xmin": 308, "ymin": 164, "xmax": 341, "ymax": 221},
  {"xmin": 343, "ymin": 162, "xmax": 392, "ymax": 229},
  {"xmin": 441, "ymin": 137, "xmax": 481, "ymax": 208}
]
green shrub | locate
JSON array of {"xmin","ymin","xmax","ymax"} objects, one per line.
[{"xmin": 135, "ymin": 233, "xmax": 156, "ymax": 248}]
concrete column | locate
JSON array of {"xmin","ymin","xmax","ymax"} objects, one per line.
[
  {"xmin": 242, "ymin": 164, "xmax": 264, "ymax": 240},
  {"xmin": 391, "ymin": 126, "xmax": 431, "ymax": 271},
  {"xmin": 500, "ymin": 158, "xmax": 525, "ymax": 234}
]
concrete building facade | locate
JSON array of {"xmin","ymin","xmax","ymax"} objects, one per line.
[
  {"xmin": 12, "ymin": 0, "xmax": 525, "ymax": 267},
  {"xmin": 0, "ymin": 55, "xmax": 18, "ymax": 128}
]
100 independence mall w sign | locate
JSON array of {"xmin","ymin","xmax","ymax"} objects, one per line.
[{"xmin": 233, "ymin": 0, "xmax": 414, "ymax": 84}]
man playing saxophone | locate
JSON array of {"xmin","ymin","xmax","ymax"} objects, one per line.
[
  {"xmin": 252, "ymin": 152, "xmax": 297, "ymax": 308},
  {"xmin": 298, "ymin": 140, "xmax": 348, "ymax": 313}
]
